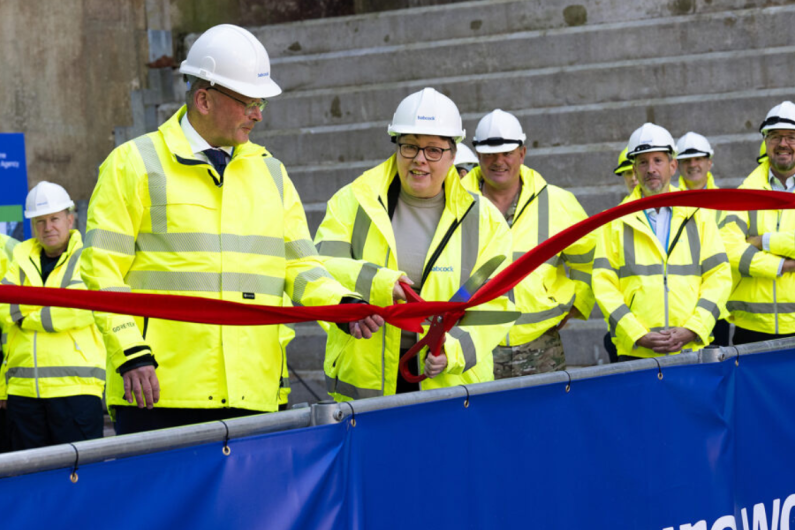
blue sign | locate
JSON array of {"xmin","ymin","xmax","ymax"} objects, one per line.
[
  {"xmin": 2, "ymin": 351, "xmax": 795, "ymax": 529},
  {"xmin": 0, "ymin": 133, "xmax": 30, "ymax": 240}
]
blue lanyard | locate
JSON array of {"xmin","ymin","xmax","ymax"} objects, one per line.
[{"xmin": 643, "ymin": 209, "xmax": 671, "ymax": 253}]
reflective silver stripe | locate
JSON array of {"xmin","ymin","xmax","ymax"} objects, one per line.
[
  {"xmin": 537, "ymin": 187, "xmax": 549, "ymax": 242},
  {"xmin": 569, "ymin": 269, "xmax": 591, "ymax": 284},
  {"xmin": 325, "ymin": 374, "xmax": 382, "ymax": 399},
  {"xmin": 748, "ymin": 210, "xmax": 758, "ymax": 237},
  {"xmin": 61, "ymin": 248, "xmax": 83, "ymax": 288},
  {"xmin": 101, "ymin": 286, "xmax": 132, "ymax": 293},
  {"xmin": 727, "ymin": 301, "xmax": 795, "ymax": 314},
  {"xmin": 67, "ymin": 280, "xmax": 83, "ymax": 287},
  {"xmin": 683, "ymin": 217, "xmax": 700, "ymax": 268},
  {"xmin": 593, "ymin": 257, "xmax": 612, "ymax": 271},
  {"xmin": 10, "ymin": 268, "xmax": 25, "ymax": 321},
  {"xmin": 84, "ymin": 229, "xmax": 136, "ymax": 256},
  {"xmin": 697, "ymin": 298, "xmax": 720, "ymax": 321},
  {"xmin": 739, "ymin": 245, "xmax": 758, "ymax": 277},
  {"xmin": 134, "ymin": 135, "xmax": 168, "ymax": 233},
  {"xmin": 285, "ymin": 239, "xmax": 318, "ymax": 260},
  {"xmin": 6, "ymin": 366, "xmax": 106, "ymax": 382},
  {"xmin": 135, "ymin": 233, "xmax": 285, "ymax": 257},
  {"xmin": 608, "ymin": 305, "xmax": 631, "ymax": 335},
  {"xmin": 264, "ymin": 157, "xmax": 284, "ymax": 203},
  {"xmin": 316, "ymin": 241, "xmax": 352, "ymax": 258},
  {"xmin": 620, "ymin": 223, "xmax": 700, "ymax": 277},
  {"xmin": 1, "ymin": 278, "xmax": 14, "ymax": 286},
  {"xmin": 515, "ymin": 295, "xmax": 575, "ymax": 325},
  {"xmin": 458, "ymin": 310, "xmax": 518, "ymax": 326},
  {"xmin": 125, "ymin": 270, "xmax": 284, "ymax": 296},
  {"xmin": 665, "ymin": 264, "xmax": 701, "ymax": 276},
  {"xmin": 280, "ymin": 376, "xmax": 290, "ymax": 389},
  {"xmin": 459, "ymin": 194, "xmax": 480, "ymax": 288},
  {"xmin": 292, "ymin": 267, "xmax": 333, "ymax": 303},
  {"xmin": 514, "ymin": 250, "xmax": 560, "ymax": 268},
  {"xmin": 41, "ymin": 307, "xmax": 55, "ymax": 333},
  {"xmin": 354, "ymin": 262, "xmax": 380, "ymax": 302},
  {"xmin": 4, "ymin": 237, "xmax": 18, "ymax": 259},
  {"xmin": 1, "ymin": 332, "xmax": 6, "ymax": 346},
  {"xmin": 561, "ymin": 248, "xmax": 595, "ymax": 264},
  {"xmin": 719, "ymin": 214, "xmax": 748, "ymax": 235},
  {"xmin": 449, "ymin": 326, "xmax": 477, "ymax": 372},
  {"xmin": 701, "ymin": 253, "xmax": 729, "ymax": 275},
  {"xmin": 351, "ymin": 207, "xmax": 371, "ymax": 261}
]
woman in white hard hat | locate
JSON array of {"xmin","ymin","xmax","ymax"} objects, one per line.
[{"xmin": 314, "ymin": 87, "xmax": 514, "ymax": 401}]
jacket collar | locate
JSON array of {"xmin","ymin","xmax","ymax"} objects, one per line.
[
  {"xmin": 741, "ymin": 160, "xmax": 772, "ymax": 190},
  {"xmin": 461, "ymin": 164, "xmax": 546, "ymax": 211},
  {"xmin": 16, "ymin": 230, "xmax": 82, "ymax": 285},
  {"xmin": 619, "ymin": 185, "xmax": 696, "ymax": 257},
  {"xmin": 678, "ymin": 171, "xmax": 718, "ymax": 190}
]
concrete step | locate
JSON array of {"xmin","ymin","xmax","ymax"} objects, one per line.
[
  {"xmin": 262, "ymin": 87, "xmax": 795, "ymax": 171},
  {"xmin": 257, "ymin": 43, "xmax": 795, "ymax": 133},
  {"xmin": 250, "ymin": 0, "xmax": 793, "ymax": 58},
  {"xmin": 268, "ymin": 6, "xmax": 795, "ymax": 93}
]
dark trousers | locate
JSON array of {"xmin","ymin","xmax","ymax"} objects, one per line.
[
  {"xmin": 6, "ymin": 394, "xmax": 104, "ymax": 451},
  {"xmin": 732, "ymin": 326, "xmax": 795, "ymax": 346},
  {"xmin": 0, "ymin": 409, "xmax": 10, "ymax": 454},
  {"xmin": 114, "ymin": 406, "xmax": 262, "ymax": 435},
  {"xmin": 712, "ymin": 319, "xmax": 731, "ymax": 347},
  {"xmin": 395, "ymin": 348, "xmax": 420, "ymax": 394}
]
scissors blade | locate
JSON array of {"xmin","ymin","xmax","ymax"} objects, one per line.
[{"xmin": 448, "ymin": 254, "xmax": 506, "ymax": 303}]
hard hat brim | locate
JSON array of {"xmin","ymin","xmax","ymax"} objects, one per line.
[
  {"xmin": 627, "ymin": 147, "xmax": 674, "ymax": 159},
  {"xmin": 24, "ymin": 201, "xmax": 75, "ymax": 219},
  {"xmin": 473, "ymin": 143, "xmax": 522, "ymax": 154},
  {"xmin": 613, "ymin": 162, "xmax": 633, "ymax": 175},
  {"xmin": 180, "ymin": 62, "xmax": 282, "ymax": 99},
  {"xmin": 676, "ymin": 151, "xmax": 712, "ymax": 160}
]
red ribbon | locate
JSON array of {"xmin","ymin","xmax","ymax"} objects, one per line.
[{"xmin": 0, "ymin": 190, "xmax": 791, "ymax": 334}]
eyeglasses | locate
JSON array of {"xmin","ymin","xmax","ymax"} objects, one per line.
[
  {"xmin": 398, "ymin": 143, "xmax": 451, "ymax": 162},
  {"xmin": 207, "ymin": 87, "xmax": 267, "ymax": 114},
  {"xmin": 766, "ymin": 132, "xmax": 795, "ymax": 146}
]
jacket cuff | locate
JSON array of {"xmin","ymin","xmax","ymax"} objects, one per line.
[{"xmin": 118, "ymin": 352, "xmax": 158, "ymax": 375}]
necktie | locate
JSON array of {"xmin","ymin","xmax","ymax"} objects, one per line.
[{"xmin": 203, "ymin": 148, "xmax": 227, "ymax": 178}]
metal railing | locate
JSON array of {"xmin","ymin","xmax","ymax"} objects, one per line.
[{"xmin": 1, "ymin": 337, "xmax": 793, "ymax": 479}]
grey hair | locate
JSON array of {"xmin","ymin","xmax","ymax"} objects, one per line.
[{"xmin": 185, "ymin": 75, "xmax": 211, "ymax": 108}]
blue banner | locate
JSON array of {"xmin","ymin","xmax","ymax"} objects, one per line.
[
  {"xmin": 2, "ymin": 351, "xmax": 795, "ymax": 530},
  {"xmin": 0, "ymin": 133, "xmax": 30, "ymax": 240}
]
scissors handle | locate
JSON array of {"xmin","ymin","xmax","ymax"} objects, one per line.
[{"xmin": 398, "ymin": 317, "xmax": 447, "ymax": 384}]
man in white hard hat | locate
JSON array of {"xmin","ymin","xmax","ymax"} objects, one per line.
[
  {"xmin": 720, "ymin": 101, "xmax": 795, "ymax": 345},
  {"xmin": 462, "ymin": 109, "xmax": 595, "ymax": 377},
  {"xmin": 593, "ymin": 123, "xmax": 731, "ymax": 359},
  {"xmin": 676, "ymin": 132, "xmax": 717, "ymax": 191},
  {"xmin": 80, "ymin": 24, "xmax": 383, "ymax": 434},
  {"xmin": 453, "ymin": 143, "xmax": 478, "ymax": 178},
  {"xmin": 0, "ymin": 182, "xmax": 106, "ymax": 450}
]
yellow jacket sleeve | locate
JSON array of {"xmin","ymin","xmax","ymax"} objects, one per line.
[
  {"xmin": 592, "ymin": 223, "xmax": 649, "ymax": 353},
  {"xmin": 719, "ymin": 212, "xmax": 781, "ymax": 280},
  {"xmin": 767, "ymin": 231, "xmax": 795, "ymax": 259},
  {"xmin": 442, "ymin": 200, "xmax": 515, "ymax": 376},
  {"xmin": 80, "ymin": 145, "xmax": 151, "ymax": 372},
  {"xmin": 558, "ymin": 193, "xmax": 596, "ymax": 319},
  {"xmin": 314, "ymin": 185, "xmax": 404, "ymax": 308},
  {"xmin": 686, "ymin": 211, "xmax": 732, "ymax": 344},
  {"xmin": 280, "ymin": 167, "xmax": 359, "ymax": 308}
]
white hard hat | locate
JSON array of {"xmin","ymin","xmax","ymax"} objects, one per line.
[
  {"xmin": 179, "ymin": 24, "xmax": 281, "ymax": 99},
  {"xmin": 387, "ymin": 88, "xmax": 465, "ymax": 143},
  {"xmin": 675, "ymin": 132, "xmax": 714, "ymax": 159},
  {"xmin": 472, "ymin": 109, "xmax": 527, "ymax": 154},
  {"xmin": 25, "ymin": 182, "xmax": 74, "ymax": 219},
  {"xmin": 759, "ymin": 101, "xmax": 795, "ymax": 135},
  {"xmin": 626, "ymin": 123, "xmax": 676, "ymax": 159},
  {"xmin": 454, "ymin": 143, "xmax": 479, "ymax": 167}
]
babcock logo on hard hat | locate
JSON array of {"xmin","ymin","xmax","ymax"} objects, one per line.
[
  {"xmin": 417, "ymin": 115, "xmax": 436, "ymax": 121},
  {"xmin": 258, "ymin": 72, "xmax": 269, "ymax": 78},
  {"xmin": 37, "ymin": 201, "xmax": 49, "ymax": 206}
]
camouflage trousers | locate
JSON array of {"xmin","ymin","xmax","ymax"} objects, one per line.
[{"xmin": 493, "ymin": 328, "xmax": 566, "ymax": 380}]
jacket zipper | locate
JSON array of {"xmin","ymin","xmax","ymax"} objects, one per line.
[
  {"xmin": 774, "ymin": 212, "xmax": 782, "ymax": 334},
  {"xmin": 381, "ymin": 248, "xmax": 390, "ymax": 394},
  {"xmin": 33, "ymin": 330, "xmax": 40, "ymax": 398},
  {"xmin": 663, "ymin": 266, "xmax": 669, "ymax": 330}
]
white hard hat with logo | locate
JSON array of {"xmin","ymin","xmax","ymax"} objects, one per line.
[
  {"xmin": 626, "ymin": 123, "xmax": 676, "ymax": 159},
  {"xmin": 25, "ymin": 182, "xmax": 74, "ymax": 219},
  {"xmin": 472, "ymin": 109, "xmax": 527, "ymax": 154},
  {"xmin": 180, "ymin": 24, "xmax": 281, "ymax": 99},
  {"xmin": 675, "ymin": 132, "xmax": 714, "ymax": 159},
  {"xmin": 388, "ymin": 88, "xmax": 465, "ymax": 143},
  {"xmin": 759, "ymin": 101, "xmax": 795, "ymax": 135},
  {"xmin": 454, "ymin": 143, "xmax": 479, "ymax": 167}
]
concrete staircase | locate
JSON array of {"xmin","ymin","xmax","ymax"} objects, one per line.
[{"xmin": 175, "ymin": 0, "xmax": 795, "ymax": 402}]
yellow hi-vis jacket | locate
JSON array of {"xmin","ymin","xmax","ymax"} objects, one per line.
[
  {"xmin": 80, "ymin": 105, "xmax": 355, "ymax": 412},
  {"xmin": 461, "ymin": 165, "xmax": 595, "ymax": 346},
  {"xmin": 0, "ymin": 231, "xmax": 105, "ymax": 400},
  {"xmin": 593, "ymin": 186, "xmax": 732, "ymax": 357},
  {"xmin": 0, "ymin": 234, "xmax": 20, "ymax": 364},
  {"xmin": 719, "ymin": 161, "xmax": 795, "ymax": 334},
  {"xmin": 679, "ymin": 172, "xmax": 722, "ymax": 224},
  {"xmin": 314, "ymin": 155, "xmax": 514, "ymax": 401}
]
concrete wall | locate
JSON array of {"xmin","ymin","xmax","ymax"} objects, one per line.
[{"xmin": 0, "ymin": 0, "xmax": 149, "ymax": 202}]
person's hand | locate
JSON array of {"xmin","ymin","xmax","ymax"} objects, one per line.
[
  {"xmin": 636, "ymin": 328, "xmax": 697, "ymax": 354},
  {"xmin": 746, "ymin": 235, "xmax": 763, "ymax": 250},
  {"xmin": 557, "ymin": 307, "xmax": 583, "ymax": 331},
  {"xmin": 393, "ymin": 275, "xmax": 413, "ymax": 302},
  {"xmin": 348, "ymin": 314, "xmax": 385, "ymax": 339},
  {"xmin": 0, "ymin": 400, "xmax": 6, "ymax": 410},
  {"xmin": 123, "ymin": 365, "xmax": 160, "ymax": 409},
  {"xmin": 783, "ymin": 259, "xmax": 795, "ymax": 274},
  {"xmin": 424, "ymin": 352, "xmax": 448, "ymax": 378}
]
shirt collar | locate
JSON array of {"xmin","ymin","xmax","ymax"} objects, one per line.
[{"xmin": 180, "ymin": 113, "xmax": 233, "ymax": 158}]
